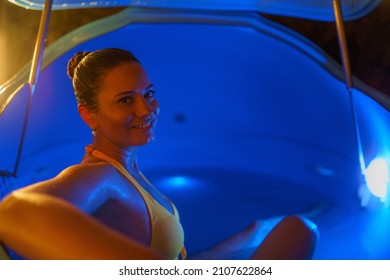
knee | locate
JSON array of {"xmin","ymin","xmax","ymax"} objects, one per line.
[
  {"xmin": 275, "ymin": 215, "xmax": 319, "ymax": 259},
  {"xmin": 281, "ymin": 215, "xmax": 319, "ymax": 243},
  {"xmin": 250, "ymin": 215, "xmax": 319, "ymax": 260}
]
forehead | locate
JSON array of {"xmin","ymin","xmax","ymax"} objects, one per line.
[{"xmin": 100, "ymin": 62, "xmax": 151, "ymax": 94}]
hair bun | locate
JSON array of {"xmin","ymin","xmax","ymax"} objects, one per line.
[{"xmin": 67, "ymin": 51, "xmax": 90, "ymax": 79}]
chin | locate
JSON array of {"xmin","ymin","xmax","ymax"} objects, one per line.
[{"xmin": 132, "ymin": 135, "xmax": 155, "ymax": 146}]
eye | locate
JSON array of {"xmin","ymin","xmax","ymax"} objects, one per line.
[
  {"xmin": 118, "ymin": 96, "xmax": 133, "ymax": 104},
  {"xmin": 144, "ymin": 89, "xmax": 156, "ymax": 100}
]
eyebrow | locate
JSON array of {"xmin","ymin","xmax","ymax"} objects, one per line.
[{"xmin": 114, "ymin": 84, "xmax": 154, "ymax": 98}]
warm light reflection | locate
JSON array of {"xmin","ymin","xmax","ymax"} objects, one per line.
[{"xmin": 0, "ymin": 28, "xmax": 6, "ymax": 84}]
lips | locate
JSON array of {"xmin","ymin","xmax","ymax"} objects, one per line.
[{"xmin": 131, "ymin": 118, "xmax": 155, "ymax": 129}]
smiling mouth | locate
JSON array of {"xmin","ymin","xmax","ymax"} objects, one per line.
[{"xmin": 131, "ymin": 119, "xmax": 155, "ymax": 129}]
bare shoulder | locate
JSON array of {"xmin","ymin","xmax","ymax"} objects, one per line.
[
  {"xmin": 57, "ymin": 162, "xmax": 120, "ymax": 182},
  {"xmin": 17, "ymin": 162, "xmax": 125, "ymax": 213}
]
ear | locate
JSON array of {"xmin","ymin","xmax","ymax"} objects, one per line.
[{"xmin": 78, "ymin": 104, "xmax": 97, "ymax": 130}]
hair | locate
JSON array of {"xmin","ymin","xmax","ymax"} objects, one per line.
[{"xmin": 67, "ymin": 48, "xmax": 140, "ymax": 111}]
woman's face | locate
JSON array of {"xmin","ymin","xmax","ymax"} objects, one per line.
[{"xmin": 94, "ymin": 62, "xmax": 160, "ymax": 149}]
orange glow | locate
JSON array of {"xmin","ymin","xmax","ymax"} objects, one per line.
[{"xmin": 0, "ymin": 25, "xmax": 6, "ymax": 84}]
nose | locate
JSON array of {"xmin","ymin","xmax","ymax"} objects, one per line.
[{"xmin": 134, "ymin": 94, "xmax": 153, "ymax": 117}]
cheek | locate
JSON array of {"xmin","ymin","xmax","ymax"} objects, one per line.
[
  {"xmin": 152, "ymin": 100, "xmax": 160, "ymax": 117},
  {"xmin": 98, "ymin": 110, "xmax": 132, "ymax": 128},
  {"xmin": 124, "ymin": 114, "xmax": 134, "ymax": 124}
]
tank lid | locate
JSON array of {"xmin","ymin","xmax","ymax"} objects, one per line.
[{"xmin": 7, "ymin": 0, "xmax": 382, "ymax": 21}]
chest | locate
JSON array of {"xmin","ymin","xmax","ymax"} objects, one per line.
[
  {"xmin": 87, "ymin": 164, "xmax": 174, "ymax": 219},
  {"xmin": 88, "ymin": 170, "xmax": 172, "ymax": 245},
  {"xmin": 120, "ymin": 171, "xmax": 174, "ymax": 216}
]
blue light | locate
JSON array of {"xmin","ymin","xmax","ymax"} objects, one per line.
[
  {"xmin": 365, "ymin": 157, "xmax": 389, "ymax": 200},
  {"xmin": 168, "ymin": 176, "xmax": 188, "ymax": 187},
  {"xmin": 160, "ymin": 176, "xmax": 199, "ymax": 189}
]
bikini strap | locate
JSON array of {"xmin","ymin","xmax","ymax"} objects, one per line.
[
  {"xmin": 89, "ymin": 147, "xmax": 186, "ymax": 259},
  {"xmin": 90, "ymin": 149, "xmax": 152, "ymax": 199}
]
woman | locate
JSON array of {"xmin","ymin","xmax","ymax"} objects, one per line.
[{"xmin": 0, "ymin": 48, "xmax": 318, "ymax": 260}]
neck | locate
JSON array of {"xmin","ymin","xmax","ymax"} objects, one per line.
[{"xmin": 91, "ymin": 137, "xmax": 139, "ymax": 172}]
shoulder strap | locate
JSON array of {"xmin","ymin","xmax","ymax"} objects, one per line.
[
  {"xmin": 90, "ymin": 148, "xmax": 187, "ymax": 260},
  {"xmin": 91, "ymin": 150, "xmax": 152, "ymax": 199}
]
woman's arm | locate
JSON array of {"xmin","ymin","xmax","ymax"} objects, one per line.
[{"xmin": 0, "ymin": 191, "xmax": 162, "ymax": 260}]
